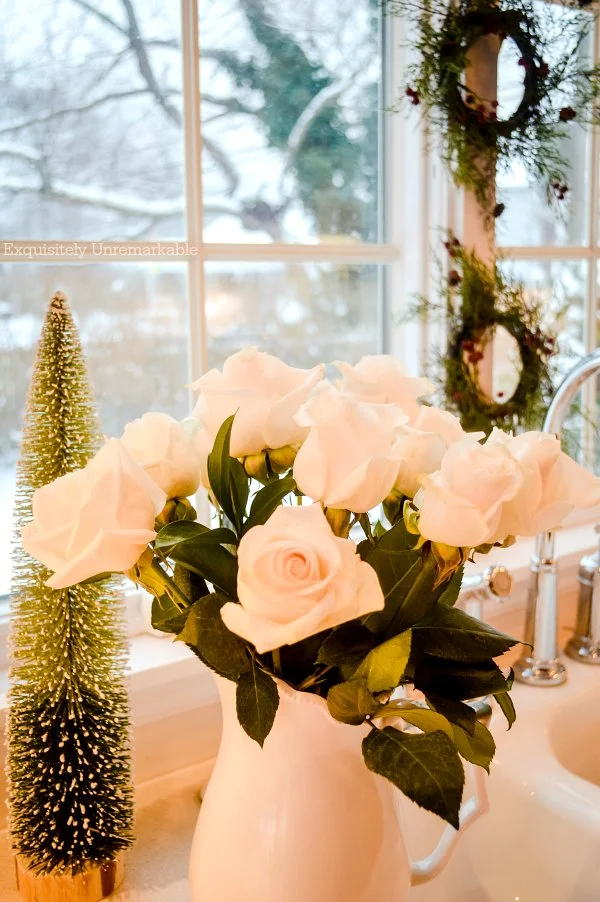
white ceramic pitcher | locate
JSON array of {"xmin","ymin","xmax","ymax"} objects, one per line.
[{"xmin": 189, "ymin": 676, "xmax": 488, "ymax": 902}]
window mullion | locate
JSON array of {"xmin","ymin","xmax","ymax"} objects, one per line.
[
  {"xmin": 181, "ymin": 0, "xmax": 207, "ymax": 393},
  {"xmin": 581, "ymin": 14, "xmax": 600, "ymax": 468}
]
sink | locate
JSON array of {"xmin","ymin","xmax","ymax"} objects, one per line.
[
  {"xmin": 396, "ymin": 658, "xmax": 600, "ymax": 902},
  {"xmin": 549, "ymin": 686, "xmax": 600, "ymax": 788}
]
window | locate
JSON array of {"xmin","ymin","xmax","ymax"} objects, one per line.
[
  {"xmin": 1, "ymin": 0, "xmax": 596, "ymax": 624},
  {"xmin": 491, "ymin": 3, "xmax": 599, "ymax": 467},
  {"xmin": 0, "ymin": 0, "xmax": 401, "ymax": 601}
]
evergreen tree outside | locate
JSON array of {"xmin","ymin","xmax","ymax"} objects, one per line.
[{"xmin": 7, "ymin": 291, "xmax": 134, "ymax": 875}]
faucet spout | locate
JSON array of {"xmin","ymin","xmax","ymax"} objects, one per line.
[{"xmin": 514, "ymin": 348, "xmax": 600, "ymax": 686}]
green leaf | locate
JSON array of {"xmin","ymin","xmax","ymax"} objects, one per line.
[
  {"xmin": 155, "ymin": 520, "xmax": 209, "ymax": 549},
  {"xmin": 236, "ymin": 659, "xmax": 279, "ymax": 747},
  {"xmin": 80, "ymin": 570, "xmax": 113, "ymax": 584},
  {"xmin": 316, "ymin": 623, "xmax": 378, "ymax": 667},
  {"xmin": 364, "ymin": 533, "xmax": 439, "ymax": 637},
  {"xmin": 413, "ymin": 605, "xmax": 518, "ymax": 662},
  {"xmin": 155, "ymin": 521, "xmax": 237, "ymax": 551},
  {"xmin": 326, "ymin": 677, "xmax": 380, "ymax": 725},
  {"xmin": 177, "ymin": 592, "xmax": 250, "ymax": 680},
  {"xmin": 207, "ymin": 414, "xmax": 236, "ymax": 524},
  {"xmin": 365, "ymin": 551, "xmax": 440, "ymax": 638},
  {"xmin": 374, "ymin": 520, "xmax": 387, "ymax": 539},
  {"xmin": 362, "ymin": 726, "xmax": 465, "ymax": 829},
  {"xmin": 173, "ymin": 563, "xmax": 209, "ymax": 604},
  {"xmin": 359, "ymin": 513, "xmax": 374, "ymax": 542},
  {"xmin": 414, "ymin": 657, "xmax": 510, "ymax": 701},
  {"xmin": 206, "ymin": 414, "xmax": 250, "ymax": 533},
  {"xmin": 452, "ymin": 722, "xmax": 496, "ymax": 772},
  {"xmin": 438, "ymin": 565, "xmax": 464, "ymax": 607},
  {"xmin": 357, "ymin": 538, "xmax": 372, "ymax": 561},
  {"xmin": 425, "ymin": 693, "xmax": 477, "ymax": 736},
  {"xmin": 229, "ymin": 457, "xmax": 250, "ymax": 533},
  {"xmin": 243, "ymin": 475, "xmax": 297, "ymax": 534},
  {"xmin": 357, "ymin": 630, "xmax": 412, "ymax": 693},
  {"xmin": 169, "ymin": 540, "xmax": 238, "ymax": 598},
  {"xmin": 151, "ymin": 593, "xmax": 190, "ymax": 635},
  {"xmin": 495, "ymin": 690, "xmax": 517, "ymax": 729},
  {"xmin": 374, "ymin": 516, "xmax": 419, "ymax": 553},
  {"xmin": 398, "ymin": 706, "xmax": 453, "ymax": 739},
  {"xmin": 277, "ymin": 630, "xmax": 329, "ymax": 685}
]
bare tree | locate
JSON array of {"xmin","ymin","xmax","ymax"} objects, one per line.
[{"xmin": 0, "ymin": 0, "xmax": 380, "ymax": 241}]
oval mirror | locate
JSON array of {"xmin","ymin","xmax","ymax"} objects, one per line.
[{"xmin": 464, "ymin": 325, "xmax": 523, "ymax": 404}]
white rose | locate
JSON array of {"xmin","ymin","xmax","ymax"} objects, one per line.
[
  {"xmin": 121, "ymin": 411, "xmax": 203, "ymax": 498},
  {"xmin": 293, "ymin": 385, "xmax": 406, "ymax": 513},
  {"xmin": 191, "ymin": 348, "xmax": 324, "ymax": 458},
  {"xmin": 488, "ymin": 430, "xmax": 600, "ymax": 539},
  {"xmin": 392, "ymin": 407, "xmax": 477, "ymax": 499},
  {"xmin": 335, "ymin": 355, "xmax": 433, "ymax": 414},
  {"xmin": 180, "ymin": 417, "xmax": 212, "ymax": 491},
  {"xmin": 392, "ymin": 428, "xmax": 448, "ymax": 498},
  {"xmin": 415, "ymin": 436, "xmax": 523, "ymax": 548},
  {"xmin": 221, "ymin": 504, "xmax": 384, "ymax": 653},
  {"xmin": 409, "ymin": 405, "xmax": 478, "ymax": 444},
  {"xmin": 22, "ymin": 439, "xmax": 166, "ymax": 589}
]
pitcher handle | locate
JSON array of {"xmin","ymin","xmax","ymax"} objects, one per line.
[{"xmin": 410, "ymin": 763, "xmax": 489, "ymax": 886}]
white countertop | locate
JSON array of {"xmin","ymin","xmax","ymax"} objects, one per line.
[{"xmin": 0, "ymin": 772, "xmax": 206, "ymax": 902}]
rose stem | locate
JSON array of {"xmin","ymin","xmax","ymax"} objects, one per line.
[{"xmin": 271, "ymin": 648, "xmax": 282, "ymax": 675}]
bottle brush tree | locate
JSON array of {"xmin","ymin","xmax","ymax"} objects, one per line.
[{"xmin": 7, "ymin": 291, "xmax": 134, "ymax": 875}]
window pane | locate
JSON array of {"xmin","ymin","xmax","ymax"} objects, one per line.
[
  {"xmin": 199, "ymin": 1, "xmax": 381, "ymax": 244},
  {"xmin": 496, "ymin": 4, "xmax": 592, "ymax": 248},
  {"xmin": 0, "ymin": 0, "xmax": 185, "ymax": 239},
  {"xmin": 499, "ymin": 260, "xmax": 586, "ymax": 367},
  {"xmin": 500, "ymin": 259, "xmax": 587, "ymax": 457},
  {"xmin": 205, "ymin": 262, "xmax": 381, "ymax": 367},
  {"xmin": 0, "ymin": 262, "xmax": 188, "ymax": 595}
]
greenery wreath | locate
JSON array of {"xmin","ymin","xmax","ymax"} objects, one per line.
[
  {"xmin": 411, "ymin": 237, "xmax": 557, "ymax": 434},
  {"xmin": 387, "ymin": 0, "xmax": 600, "ymax": 212}
]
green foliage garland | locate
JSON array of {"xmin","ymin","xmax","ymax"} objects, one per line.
[
  {"xmin": 7, "ymin": 292, "xmax": 134, "ymax": 875},
  {"xmin": 386, "ymin": 0, "xmax": 600, "ymax": 211},
  {"xmin": 413, "ymin": 238, "xmax": 557, "ymax": 434}
]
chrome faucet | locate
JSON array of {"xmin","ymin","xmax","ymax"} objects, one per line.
[
  {"xmin": 515, "ymin": 349, "xmax": 600, "ymax": 686},
  {"xmin": 459, "ymin": 565, "xmax": 513, "ymax": 620},
  {"xmin": 565, "ymin": 524, "xmax": 600, "ymax": 664}
]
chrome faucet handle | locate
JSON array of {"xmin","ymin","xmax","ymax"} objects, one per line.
[
  {"xmin": 565, "ymin": 524, "xmax": 600, "ymax": 664},
  {"xmin": 459, "ymin": 565, "xmax": 513, "ymax": 620},
  {"xmin": 514, "ymin": 531, "xmax": 567, "ymax": 686}
]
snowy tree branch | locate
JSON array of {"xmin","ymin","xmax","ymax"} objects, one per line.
[{"xmin": 0, "ymin": 89, "xmax": 182, "ymax": 136}]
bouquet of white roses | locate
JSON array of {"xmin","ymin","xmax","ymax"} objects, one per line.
[{"xmin": 22, "ymin": 349, "xmax": 600, "ymax": 828}]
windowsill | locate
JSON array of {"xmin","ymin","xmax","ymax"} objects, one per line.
[
  {"xmin": 0, "ymin": 636, "xmax": 222, "ymax": 831},
  {"xmin": 0, "ymin": 759, "xmax": 214, "ymax": 901}
]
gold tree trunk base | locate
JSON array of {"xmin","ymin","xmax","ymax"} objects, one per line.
[{"xmin": 14, "ymin": 854, "xmax": 125, "ymax": 902}]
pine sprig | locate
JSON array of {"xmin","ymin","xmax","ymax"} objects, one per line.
[{"xmin": 7, "ymin": 291, "xmax": 134, "ymax": 875}]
